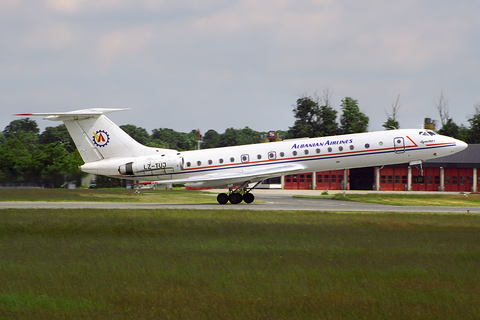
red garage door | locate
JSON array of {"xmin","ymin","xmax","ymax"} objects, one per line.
[
  {"xmin": 284, "ymin": 173, "xmax": 313, "ymax": 190},
  {"xmin": 298, "ymin": 173, "xmax": 313, "ymax": 190},
  {"xmin": 284, "ymin": 174, "xmax": 298, "ymax": 189},
  {"xmin": 379, "ymin": 167, "xmax": 408, "ymax": 191},
  {"xmin": 443, "ymin": 168, "xmax": 474, "ymax": 192},
  {"xmin": 316, "ymin": 170, "xmax": 346, "ymax": 190},
  {"xmin": 444, "ymin": 169, "xmax": 458, "ymax": 192},
  {"xmin": 425, "ymin": 168, "xmax": 441, "ymax": 191},
  {"xmin": 457, "ymin": 168, "xmax": 473, "ymax": 192}
]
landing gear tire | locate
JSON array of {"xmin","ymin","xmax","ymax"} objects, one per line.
[
  {"xmin": 217, "ymin": 193, "xmax": 229, "ymax": 204},
  {"xmin": 243, "ymin": 193, "xmax": 255, "ymax": 204},
  {"xmin": 229, "ymin": 193, "xmax": 243, "ymax": 204}
]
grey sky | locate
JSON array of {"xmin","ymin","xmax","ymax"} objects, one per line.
[{"xmin": 1, "ymin": 0, "xmax": 479, "ymax": 136}]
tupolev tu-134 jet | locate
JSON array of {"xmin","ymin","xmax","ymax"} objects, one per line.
[{"xmin": 18, "ymin": 108, "xmax": 467, "ymax": 204}]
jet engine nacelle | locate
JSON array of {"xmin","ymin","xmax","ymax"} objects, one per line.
[{"xmin": 118, "ymin": 154, "xmax": 184, "ymax": 176}]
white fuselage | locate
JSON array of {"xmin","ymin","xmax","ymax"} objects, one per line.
[{"xmin": 80, "ymin": 128, "xmax": 467, "ymax": 188}]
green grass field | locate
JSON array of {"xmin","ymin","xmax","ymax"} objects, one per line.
[
  {"xmin": 1, "ymin": 208, "xmax": 479, "ymax": 319},
  {"xmin": 0, "ymin": 188, "xmax": 216, "ymax": 203}
]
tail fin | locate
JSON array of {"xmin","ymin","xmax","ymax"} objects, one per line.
[{"xmin": 17, "ymin": 108, "xmax": 175, "ymax": 163}]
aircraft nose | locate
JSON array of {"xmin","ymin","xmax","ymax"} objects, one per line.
[{"xmin": 456, "ymin": 140, "xmax": 468, "ymax": 152}]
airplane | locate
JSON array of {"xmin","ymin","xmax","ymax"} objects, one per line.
[{"xmin": 17, "ymin": 108, "xmax": 468, "ymax": 204}]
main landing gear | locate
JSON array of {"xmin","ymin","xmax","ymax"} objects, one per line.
[{"xmin": 216, "ymin": 181, "xmax": 262, "ymax": 205}]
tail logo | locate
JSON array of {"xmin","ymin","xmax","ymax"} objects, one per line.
[{"xmin": 92, "ymin": 130, "xmax": 110, "ymax": 147}]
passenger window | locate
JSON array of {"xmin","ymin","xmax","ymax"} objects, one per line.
[
  {"xmin": 327, "ymin": 147, "xmax": 332, "ymax": 152},
  {"xmin": 197, "ymin": 161, "xmax": 202, "ymax": 166},
  {"xmin": 338, "ymin": 146, "xmax": 343, "ymax": 151},
  {"xmin": 280, "ymin": 152, "xmax": 285, "ymax": 157},
  {"xmin": 186, "ymin": 162, "xmax": 191, "ymax": 167},
  {"xmin": 257, "ymin": 154, "xmax": 262, "ymax": 160},
  {"xmin": 293, "ymin": 151, "xmax": 298, "ymax": 156},
  {"xmin": 304, "ymin": 149, "xmax": 309, "ymax": 155},
  {"xmin": 208, "ymin": 160, "xmax": 213, "ymax": 165},
  {"xmin": 268, "ymin": 151, "xmax": 276, "ymax": 159},
  {"xmin": 349, "ymin": 145, "xmax": 354, "ymax": 150},
  {"xmin": 241, "ymin": 155, "xmax": 249, "ymax": 162},
  {"xmin": 230, "ymin": 157, "xmax": 235, "ymax": 162},
  {"xmin": 365, "ymin": 143, "xmax": 370, "ymax": 149},
  {"xmin": 219, "ymin": 158, "xmax": 224, "ymax": 164},
  {"xmin": 316, "ymin": 148, "xmax": 321, "ymax": 154}
]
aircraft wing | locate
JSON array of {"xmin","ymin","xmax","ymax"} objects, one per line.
[{"xmin": 149, "ymin": 163, "xmax": 306, "ymax": 188}]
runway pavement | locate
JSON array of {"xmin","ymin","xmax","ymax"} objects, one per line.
[{"xmin": 1, "ymin": 189, "xmax": 479, "ymax": 213}]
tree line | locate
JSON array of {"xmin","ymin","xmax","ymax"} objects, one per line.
[{"xmin": 1, "ymin": 93, "xmax": 479, "ymax": 187}]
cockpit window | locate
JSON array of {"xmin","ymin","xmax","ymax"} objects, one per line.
[{"xmin": 419, "ymin": 130, "xmax": 437, "ymax": 136}]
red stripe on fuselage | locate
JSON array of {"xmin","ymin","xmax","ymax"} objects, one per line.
[
  {"xmin": 406, "ymin": 136, "xmax": 418, "ymax": 147},
  {"xmin": 181, "ymin": 143, "xmax": 419, "ymax": 172}
]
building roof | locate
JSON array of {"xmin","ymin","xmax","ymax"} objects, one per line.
[{"xmin": 424, "ymin": 144, "xmax": 480, "ymax": 168}]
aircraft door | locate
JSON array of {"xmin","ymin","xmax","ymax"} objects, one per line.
[{"xmin": 394, "ymin": 137, "xmax": 405, "ymax": 154}]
